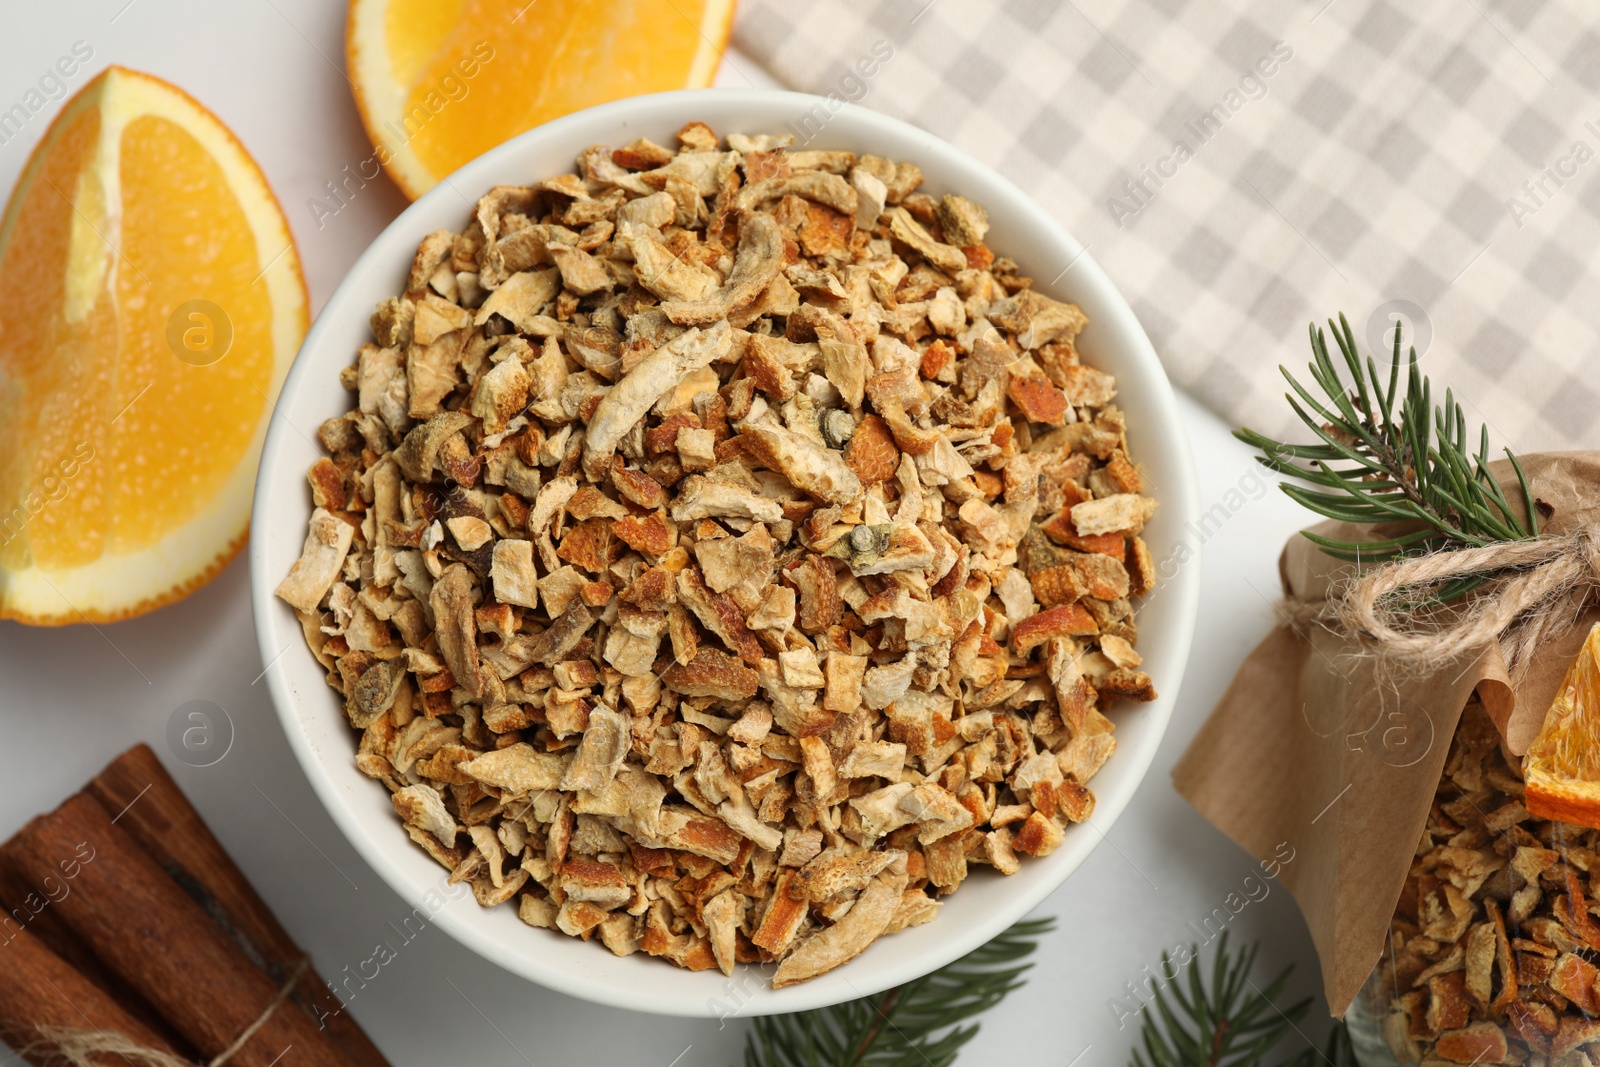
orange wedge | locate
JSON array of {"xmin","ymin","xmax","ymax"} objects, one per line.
[
  {"xmin": 0, "ymin": 66, "xmax": 308, "ymax": 626},
  {"xmin": 1524, "ymin": 622, "xmax": 1600, "ymax": 828},
  {"xmin": 346, "ymin": 0, "xmax": 736, "ymax": 200}
]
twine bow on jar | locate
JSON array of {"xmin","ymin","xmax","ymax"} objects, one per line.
[{"xmin": 1319, "ymin": 527, "xmax": 1600, "ymax": 681}]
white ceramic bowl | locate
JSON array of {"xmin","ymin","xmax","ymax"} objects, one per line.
[{"xmin": 250, "ymin": 89, "xmax": 1199, "ymax": 1018}]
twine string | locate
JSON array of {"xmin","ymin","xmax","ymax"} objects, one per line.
[
  {"xmin": 1312, "ymin": 529, "xmax": 1600, "ymax": 679},
  {"xmin": 22, "ymin": 957, "xmax": 310, "ymax": 1067}
]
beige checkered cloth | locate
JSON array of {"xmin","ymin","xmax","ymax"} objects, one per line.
[{"xmin": 732, "ymin": 0, "xmax": 1600, "ymax": 451}]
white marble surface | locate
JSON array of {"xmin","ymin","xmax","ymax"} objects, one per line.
[{"xmin": 0, "ymin": 4, "xmax": 1328, "ymax": 1063}]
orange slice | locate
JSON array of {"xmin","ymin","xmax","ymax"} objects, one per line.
[
  {"xmin": 1524, "ymin": 622, "xmax": 1600, "ymax": 828},
  {"xmin": 346, "ymin": 0, "xmax": 736, "ymax": 200},
  {"xmin": 0, "ymin": 66, "xmax": 308, "ymax": 625}
]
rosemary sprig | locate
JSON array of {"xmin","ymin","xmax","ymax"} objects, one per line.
[
  {"xmin": 1235, "ymin": 314, "xmax": 1537, "ymax": 599},
  {"xmin": 745, "ymin": 917, "xmax": 1052, "ymax": 1067},
  {"xmin": 1128, "ymin": 932, "xmax": 1354, "ymax": 1067}
]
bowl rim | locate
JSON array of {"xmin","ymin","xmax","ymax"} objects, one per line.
[{"xmin": 250, "ymin": 86, "xmax": 1200, "ymax": 1017}]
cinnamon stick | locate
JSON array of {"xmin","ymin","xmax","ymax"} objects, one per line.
[
  {"xmin": 0, "ymin": 857, "xmax": 188, "ymax": 1055},
  {"xmin": 87, "ymin": 744, "xmax": 389, "ymax": 1067},
  {"xmin": 0, "ymin": 924, "xmax": 179, "ymax": 1067},
  {"xmin": 8, "ymin": 792, "xmax": 348, "ymax": 1067}
]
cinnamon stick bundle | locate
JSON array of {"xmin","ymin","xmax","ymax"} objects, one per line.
[
  {"xmin": 0, "ymin": 925, "xmax": 181, "ymax": 1066},
  {"xmin": 86, "ymin": 744, "xmax": 388, "ymax": 1067},
  {"xmin": 0, "ymin": 856, "xmax": 188, "ymax": 1056},
  {"xmin": 7, "ymin": 792, "xmax": 349, "ymax": 1067}
]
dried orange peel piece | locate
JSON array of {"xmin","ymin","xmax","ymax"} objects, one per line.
[
  {"xmin": 1524, "ymin": 622, "xmax": 1600, "ymax": 829},
  {"xmin": 346, "ymin": 0, "xmax": 736, "ymax": 200},
  {"xmin": 0, "ymin": 66, "xmax": 307, "ymax": 625}
]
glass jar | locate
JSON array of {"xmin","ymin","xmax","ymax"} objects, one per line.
[
  {"xmin": 1349, "ymin": 700, "xmax": 1600, "ymax": 1066},
  {"xmin": 1343, "ymin": 970, "xmax": 1402, "ymax": 1067}
]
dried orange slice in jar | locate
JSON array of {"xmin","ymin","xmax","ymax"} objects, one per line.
[
  {"xmin": 0, "ymin": 67, "xmax": 308, "ymax": 625},
  {"xmin": 346, "ymin": 0, "xmax": 736, "ymax": 199},
  {"xmin": 1524, "ymin": 622, "xmax": 1600, "ymax": 828}
]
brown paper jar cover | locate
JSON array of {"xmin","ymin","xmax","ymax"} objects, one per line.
[{"xmin": 1172, "ymin": 452, "xmax": 1600, "ymax": 1016}]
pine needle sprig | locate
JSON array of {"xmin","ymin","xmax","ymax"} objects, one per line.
[
  {"xmin": 1235, "ymin": 314, "xmax": 1537, "ymax": 599},
  {"xmin": 1297, "ymin": 1021, "xmax": 1356, "ymax": 1067},
  {"xmin": 1129, "ymin": 932, "xmax": 1353, "ymax": 1067},
  {"xmin": 745, "ymin": 917, "xmax": 1053, "ymax": 1067}
]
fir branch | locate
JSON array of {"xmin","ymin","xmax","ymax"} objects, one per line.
[
  {"xmin": 745, "ymin": 917, "xmax": 1053, "ymax": 1067},
  {"xmin": 1127, "ymin": 932, "xmax": 1353, "ymax": 1067},
  {"xmin": 1236, "ymin": 314, "xmax": 1537, "ymax": 598}
]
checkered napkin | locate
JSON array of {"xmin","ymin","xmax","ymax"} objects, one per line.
[{"xmin": 732, "ymin": 0, "xmax": 1600, "ymax": 452}]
